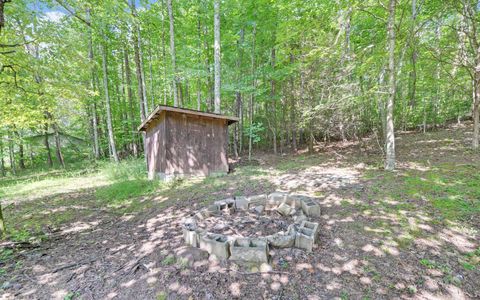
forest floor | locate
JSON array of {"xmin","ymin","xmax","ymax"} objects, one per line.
[{"xmin": 0, "ymin": 124, "xmax": 479, "ymax": 300}]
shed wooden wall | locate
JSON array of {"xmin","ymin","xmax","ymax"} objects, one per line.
[
  {"xmin": 145, "ymin": 112, "xmax": 166, "ymax": 179},
  {"xmin": 145, "ymin": 111, "xmax": 229, "ymax": 179}
]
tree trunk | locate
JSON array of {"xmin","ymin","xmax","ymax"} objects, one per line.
[
  {"xmin": 204, "ymin": 25, "xmax": 213, "ymax": 112},
  {"xmin": 43, "ymin": 120, "xmax": 53, "ymax": 167},
  {"xmin": 290, "ymin": 53, "xmax": 297, "ymax": 152},
  {"xmin": 271, "ymin": 48, "xmax": 277, "ymax": 155},
  {"xmin": 8, "ymin": 132, "xmax": 15, "ymax": 175},
  {"xmin": 234, "ymin": 28, "xmax": 244, "ymax": 157},
  {"xmin": 474, "ymin": 56, "xmax": 480, "ymax": 149},
  {"xmin": 148, "ymin": 45, "xmax": 155, "ymax": 109},
  {"xmin": 101, "ymin": 39, "xmax": 119, "ymax": 163},
  {"xmin": 409, "ymin": 0, "xmax": 417, "ymax": 107},
  {"xmin": 0, "ymin": 202, "xmax": 5, "ymax": 239},
  {"xmin": 0, "ymin": 139, "xmax": 6, "ymax": 176},
  {"xmin": 86, "ymin": 9, "xmax": 100, "ymax": 160},
  {"xmin": 124, "ymin": 47, "xmax": 138, "ymax": 157},
  {"xmin": 167, "ymin": 0, "xmax": 178, "ymax": 107},
  {"xmin": 51, "ymin": 118, "xmax": 65, "ymax": 168},
  {"xmin": 14, "ymin": 129, "xmax": 25, "ymax": 169},
  {"xmin": 213, "ymin": 0, "xmax": 221, "ymax": 113},
  {"xmin": 385, "ymin": 0, "xmax": 396, "ymax": 170},
  {"xmin": 248, "ymin": 24, "xmax": 256, "ymax": 161}
]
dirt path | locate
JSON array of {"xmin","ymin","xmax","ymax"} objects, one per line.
[{"xmin": 1, "ymin": 125, "xmax": 479, "ymax": 299}]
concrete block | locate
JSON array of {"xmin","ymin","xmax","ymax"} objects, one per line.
[
  {"xmin": 285, "ymin": 194, "xmax": 308, "ymax": 209},
  {"xmin": 295, "ymin": 227, "xmax": 315, "ymax": 252},
  {"xmin": 199, "ymin": 233, "xmax": 230, "ymax": 259},
  {"xmin": 214, "ymin": 198, "xmax": 235, "ymax": 213},
  {"xmin": 247, "ymin": 194, "xmax": 267, "ymax": 208},
  {"xmin": 175, "ymin": 246, "xmax": 209, "ymax": 267},
  {"xmin": 183, "ymin": 228, "xmax": 205, "ymax": 248},
  {"xmin": 300, "ymin": 220, "xmax": 319, "ymax": 240},
  {"xmin": 266, "ymin": 192, "xmax": 288, "ymax": 210},
  {"xmin": 204, "ymin": 204, "xmax": 221, "ymax": 217},
  {"xmin": 300, "ymin": 197, "xmax": 321, "ymax": 217},
  {"xmin": 266, "ymin": 228, "xmax": 296, "ymax": 248},
  {"xmin": 275, "ymin": 202, "xmax": 294, "ymax": 216},
  {"xmin": 230, "ymin": 238, "xmax": 269, "ymax": 263},
  {"xmin": 234, "ymin": 196, "xmax": 249, "ymax": 210}
]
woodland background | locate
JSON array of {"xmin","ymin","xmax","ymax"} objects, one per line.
[{"xmin": 0, "ymin": 0, "xmax": 479, "ymax": 173}]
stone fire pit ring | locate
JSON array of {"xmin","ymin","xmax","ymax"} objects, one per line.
[{"xmin": 182, "ymin": 192, "xmax": 321, "ymax": 263}]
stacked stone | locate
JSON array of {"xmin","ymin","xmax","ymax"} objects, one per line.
[{"xmin": 182, "ymin": 192, "xmax": 322, "ymax": 262}]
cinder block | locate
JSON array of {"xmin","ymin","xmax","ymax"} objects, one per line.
[
  {"xmin": 266, "ymin": 192, "xmax": 288, "ymax": 210},
  {"xmin": 234, "ymin": 196, "xmax": 249, "ymax": 210},
  {"xmin": 295, "ymin": 227, "xmax": 315, "ymax": 252},
  {"xmin": 266, "ymin": 227, "xmax": 296, "ymax": 248},
  {"xmin": 230, "ymin": 238, "xmax": 269, "ymax": 263},
  {"xmin": 300, "ymin": 198, "xmax": 321, "ymax": 217},
  {"xmin": 300, "ymin": 220, "xmax": 319, "ymax": 241},
  {"xmin": 204, "ymin": 204, "xmax": 221, "ymax": 217},
  {"xmin": 214, "ymin": 198, "xmax": 236, "ymax": 213},
  {"xmin": 285, "ymin": 194, "xmax": 308, "ymax": 209},
  {"xmin": 247, "ymin": 194, "xmax": 267, "ymax": 208},
  {"xmin": 275, "ymin": 202, "xmax": 295, "ymax": 216},
  {"xmin": 199, "ymin": 233, "xmax": 230, "ymax": 259},
  {"xmin": 183, "ymin": 228, "xmax": 205, "ymax": 248}
]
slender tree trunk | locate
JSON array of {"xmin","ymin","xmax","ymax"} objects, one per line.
[
  {"xmin": 0, "ymin": 140, "xmax": 5, "ymax": 177},
  {"xmin": 213, "ymin": 0, "xmax": 221, "ymax": 113},
  {"xmin": 290, "ymin": 53, "xmax": 297, "ymax": 152},
  {"xmin": 196, "ymin": 18, "xmax": 202, "ymax": 111},
  {"xmin": 7, "ymin": 132, "xmax": 15, "ymax": 175},
  {"xmin": 248, "ymin": 24, "xmax": 256, "ymax": 161},
  {"xmin": 51, "ymin": 118, "xmax": 65, "ymax": 168},
  {"xmin": 101, "ymin": 39, "xmax": 119, "ymax": 163},
  {"xmin": 204, "ymin": 25, "xmax": 213, "ymax": 112},
  {"xmin": 385, "ymin": 0, "xmax": 396, "ymax": 170},
  {"xmin": 167, "ymin": 0, "xmax": 178, "ymax": 107},
  {"xmin": 0, "ymin": 202, "xmax": 5, "ymax": 239},
  {"xmin": 86, "ymin": 9, "xmax": 100, "ymax": 160},
  {"xmin": 271, "ymin": 48, "xmax": 277, "ymax": 155},
  {"xmin": 13, "ymin": 128, "xmax": 25, "ymax": 169},
  {"xmin": 124, "ymin": 47, "xmax": 138, "ymax": 157},
  {"xmin": 234, "ymin": 28, "xmax": 244, "ymax": 157},
  {"xmin": 161, "ymin": 0, "xmax": 168, "ymax": 105},
  {"xmin": 148, "ymin": 45, "xmax": 155, "ymax": 109},
  {"xmin": 409, "ymin": 0, "xmax": 417, "ymax": 107},
  {"xmin": 43, "ymin": 119, "xmax": 53, "ymax": 167}
]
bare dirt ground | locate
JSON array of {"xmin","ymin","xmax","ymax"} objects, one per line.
[{"xmin": 1, "ymin": 124, "xmax": 479, "ymax": 299}]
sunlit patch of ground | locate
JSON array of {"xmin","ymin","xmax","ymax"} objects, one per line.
[{"xmin": 0, "ymin": 124, "xmax": 479, "ymax": 299}]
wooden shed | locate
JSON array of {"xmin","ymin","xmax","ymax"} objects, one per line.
[{"xmin": 138, "ymin": 105, "xmax": 239, "ymax": 180}]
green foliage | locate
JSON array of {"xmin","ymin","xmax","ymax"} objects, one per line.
[
  {"xmin": 99, "ymin": 158, "xmax": 147, "ymax": 181},
  {"xmin": 95, "ymin": 179, "xmax": 158, "ymax": 206},
  {"xmin": 244, "ymin": 122, "xmax": 265, "ymax": 144}
]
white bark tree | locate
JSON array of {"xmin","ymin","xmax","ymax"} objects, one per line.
[
  {"xmin": 167, "ymin": 0, "xmax": 178, "ymax": 107},
  {"xmin": 385, "ymin": 0, "xmax": 396, "ymax": 170},
  {"xmin": 214, "ymin": 0, "xmax": 221, "ymax": 113}
]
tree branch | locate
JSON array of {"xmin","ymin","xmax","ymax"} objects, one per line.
[{"xmin": 54, "ymin": 0, "xmax": 91, "ymax": 27}]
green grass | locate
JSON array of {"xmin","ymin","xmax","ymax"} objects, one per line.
[
  {"xmin": 364, "ymin": 164, "xmax": 480, "ymax": 223},
  {"xmin": 95, "ymin": 179, "xmax": 158, "ymax": 204}
]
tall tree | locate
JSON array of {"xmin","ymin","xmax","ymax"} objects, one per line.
[
  {"xmin": 213, "ymin": 0, "xmax": 221, "ymax": 113},
  {"xmin": 101, "ymin": 36, "xmax": 119, "ymax": 163},
  {"xmin": 385, "ymin": 0, "xmax": 397, "ymax": 170},
  {"xmin": 167, "ymin": 0, "xmax": 178, "ymax": 107}
]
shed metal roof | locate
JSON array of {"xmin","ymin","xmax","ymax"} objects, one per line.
[{"xmin": 138, "ymin": 105, "xmax": 239, "ymax": 131}]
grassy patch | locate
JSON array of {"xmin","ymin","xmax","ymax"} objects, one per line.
[
  {"xmin": 364, "ymin": 164, "xmax": 480, "ymax": 223},
  {"xmin": 95, "ymin": 179, "xmax": 159, "ymax": 207}
]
